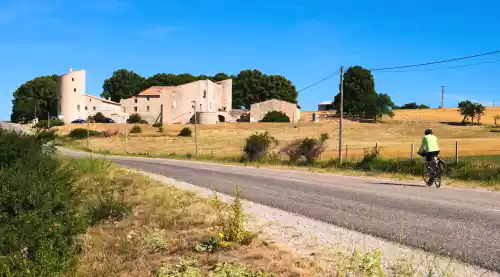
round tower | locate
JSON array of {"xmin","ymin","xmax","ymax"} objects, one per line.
[{"xmin": 58, "ymin": 68, "xmax": 86, "ymax": 123}]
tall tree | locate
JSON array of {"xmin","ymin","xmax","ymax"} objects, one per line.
[
  {"xmin": 101, "ymin": 69, "xmax": 145, "ymax": 102},
  {"xmin": 11, "ymin": 75, "xmax": 58, "ymax": 122},
  {"xmin": 458, "ymin": 100, "xmax": 485, "ymax": 123},
  {"xmin": 232, "ymin": 70, "xmax": 297, "ymax": 109},
  {"xmin": 333, "ymin": 66, "xmax": 394, "ymax": 120}
]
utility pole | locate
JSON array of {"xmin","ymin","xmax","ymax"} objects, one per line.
[
  {"xmin": 440, "ymin": 86, "xmax": 445, "ymax": 108},
  {"xmin": 338, "ymin": 66, "xmax": 344, "ymax": 165},
  {"xmin": 192, "ymin": 101, "xmax": 198, "ymax": 156}
]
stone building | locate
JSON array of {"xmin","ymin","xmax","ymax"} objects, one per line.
[
  {"xmin": 57, "ymin": 68, "xmax": 234, "ymax": 125},
  {"xmin": 250, "ymin": 99, "xmax": 301, "ymax": 123}
]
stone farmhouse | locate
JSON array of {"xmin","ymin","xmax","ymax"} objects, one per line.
[{"xmin": 57, "ymin": 68, "xmax": 233, "ymax": 124}]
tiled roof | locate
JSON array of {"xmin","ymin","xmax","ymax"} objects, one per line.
[{"xmin": 138, "ymin": 86, "xmax": 174, "ymax": 96}]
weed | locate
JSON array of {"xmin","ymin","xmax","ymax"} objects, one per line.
[
  {"xmin": 156, "ymin": 256, "xmax": 202, "ymax": 277},
  {"xmin": 158, "ymin": 126, "xmax": 164, "ymax": 133},
  {"xmin": 178, "ymin": 127, "xmax": 192, "ymax": 137},
  {"xmin": 89, "ymin": 197, "xmax": 131, "ymax": 225},
  {"xmin": 68, "ymin": 128, "xmax": 102, "ymax": 139},
  {"xmin": 243, "ymin": 132, "xmax": 278, "ymax": 161},
  {"xmin": 130, "ymin": 125, "xmax": 142, "ymax": 134},
  {"xmin": 212, "ymin": 262, "xmax": 274, "ymax": 277},
  {"xmin": 145, "ymin": 229, "xmax": 168, "ymax": 253}
]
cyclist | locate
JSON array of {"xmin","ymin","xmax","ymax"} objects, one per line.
[{"xmin": 418, "ymin": 129, "xmax": 440, "ymax": 185}]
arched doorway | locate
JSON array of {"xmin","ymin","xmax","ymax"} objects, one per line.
[{"xmin": 218, "ymin": 115, "xmax": 226, "ymax": 123}]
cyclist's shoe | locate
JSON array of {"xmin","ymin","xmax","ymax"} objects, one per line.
[{"xmin": 426, "ymin": 179, "xmax": 434, "ymax": 186}]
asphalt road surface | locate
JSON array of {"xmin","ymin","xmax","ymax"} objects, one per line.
[{"xmin": 62, "ymin": 148, "xmax": 500, "ymax": 272}]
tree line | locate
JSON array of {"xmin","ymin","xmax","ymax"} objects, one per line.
[{"xmin": 10, "ymin": 69, "xmax": 298, "ymax": 122}]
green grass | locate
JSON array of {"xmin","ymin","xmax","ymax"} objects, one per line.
[{"xmin": 461, "ymin": 154, "xmax": 500, "ymax": 165}]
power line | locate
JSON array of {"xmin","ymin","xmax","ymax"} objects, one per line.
[
  {"xmin": 297, "ymin": 71, "xmax": 339, "ymax": 92},
  {"xmin": 375, "ymin": 58, "xmax": 500, "ymax": 73},
  {"xmin": 370, "ymin": 50, "xmax": 500, "ymax": 71}
]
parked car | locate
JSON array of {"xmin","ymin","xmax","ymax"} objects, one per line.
[
  {"xmin": 104, "ymin": 117, "xmax": 115, "ymax": 123},
  {"xmin": 71, "ymin": 119, "xmax": 86, "ymax": 124}
]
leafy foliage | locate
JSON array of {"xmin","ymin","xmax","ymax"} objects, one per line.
[
  {"xmin": 178, "ymin": 127, "xmax": 192, "ymax": 137},
  {"xmin": 243, "ymin": 131, "xmax": 278, "ymax": 161},
  {"xmin": 232, "ymin": 70, "xmax": 297, "ymax": 109},
  {"xmin": 11, "ymin": 75, "xmax": 59, "ymax": 123},
  {"xmin": 101, "ymin": 69, "xmax": 146, "ymax": 102},
  {"xmin": 0, "ymin": 130, "xmax": 87, "ymax": 276},
  {"xmin": 92, "ymin": 112, "xmax": 106, "ymax": 123},
  {"xmin": 260, "ymin": 111, "xmax": 290, "ymax": 122},
  {"xmin": 458, "ymin": 100, "xmax": 486, "ymax": 124},
  {"xmin": 333, "ymin": 66, "xmax": 395, "ymax": 120},
  {"xmin": 68, "ymin": 128, "xmax": 102, "ymax": 139},
  {"xmin": 394, "ymin": 102, "xmax": 430, "ymax": 109},
  {"xmin": 89, "ymin": 197, "xmax": 131, "ymax": 225},
  {"xmin": 130, "ymin": 125, "xmax": 142, "ymax": 134},
  {"xmin": 127, "ymin": 113, "xmax": 143, "ymax": 123},
  {"xmin": 35, "ymin": 119, "xmax": 65, "ymax": 128}
]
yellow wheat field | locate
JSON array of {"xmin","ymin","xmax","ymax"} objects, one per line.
[{"xmin": 58, "ymin": 107, "xmax": 500, "ymax": 160}]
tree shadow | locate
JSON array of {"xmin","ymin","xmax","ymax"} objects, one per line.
[
  {"xmin": 367, "ymin": 181, "xmax": 425, "ymax": 188},
  {"xmin": 439, "ymin": 121, "xmax": 482, "ymax": 126}
]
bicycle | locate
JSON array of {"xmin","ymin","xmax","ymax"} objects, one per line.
[{"xmin": 421, "ymin": 156, "xmax": 445, "ymax": 188}]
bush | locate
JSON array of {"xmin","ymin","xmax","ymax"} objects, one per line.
[
  {"xmin": 130, "ymin": 125, "xmax": 142, "ymax": 134},
  {"xmin": 68, "ymin": 128, "xmax": 102, "ymax": 139},
  {"xmin": 128, "ymin": 113, "xmax": 142, "ymax": 124},
  {"xmin": 92, "ymin": 112, "xmax": 106, "ymax": 123},
  {"xmin": 89, "ymin": 197, "xmax": 131, "ymax": 225},
  {"xmin": 101, "ymin": 129, "xmax": 118, "ymax": 137},
  {"xmin": 281, "ymin": 133, "xmax": 329, "ymax": 164},
  {"xmin": 178, "ymin": 127, "xmax": 192, "ymax": 137},
  {"xmin": 0, "ymin": 131, "xmax": 87, "ymax": 276},
  {"xmin": 35, "ymin": 119, "xmax": 64, "ymax": 128},
  {"xmin": 152, "ymin": 122, "xmax": 163, "ymax": 128},
  {"xmin": 243, "ymin": 131, "xmax": 278, "ymax": 161},
  {"xmin": 260, "ymin": 111, "xmax": 290, "ymax": 123}
]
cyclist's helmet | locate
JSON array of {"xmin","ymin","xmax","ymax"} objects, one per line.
[{"xmin": 424, "ymin": 129, "xmax": 433, "ymax": 135}]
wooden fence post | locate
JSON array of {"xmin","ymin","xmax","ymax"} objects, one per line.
[
  {"xmin": 345, "ymin": 145, "xmax": 348, "ymax": 161},
  {"xmin": 455, "ymin": 141, "xmax": 459, "ymax": 164},
  {"xmin": 411, "ymin": 143, "xmax": 415, "ymax": 161}
]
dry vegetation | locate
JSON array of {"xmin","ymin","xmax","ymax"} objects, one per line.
[
  {"xmin": 72, "ymin": 159, "xmax": 324, "ymax": 277},
  {"xmin": 58, "ymin": 108, "xmax": 500, "ymax": 160}
]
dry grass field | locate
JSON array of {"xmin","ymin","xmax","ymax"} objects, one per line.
[{"xmin": 57, "ymin": 107, "xmax": 500, "ymax": 160}]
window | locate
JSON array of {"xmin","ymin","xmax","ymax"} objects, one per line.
[
  {"xmin": 77, "ymin": 105, "xmax": 80, "ymax": 112},
  {"xmin": 74, "ymin": 88, "xmax": 76, "ymax": 92},
  {"xmin": 210, "ymin": 102, "xmax": 212, "ymax": 110},
  {"xmin": 203, "ymin": 90, "xmax": 207, "ymax": 98},
  {"xmin": 123, "ymin": 107, "xmax": 126, "ymax": 112},
  {"xmin": 89, "ymin": 98, "xmax": 91, "ymax": 102},
  {"xmin": 146, "ymin": 96, "xmax": 150, "ymax": 101},
  {"xmin": 93, "ymin": 106, "xmax": 96, "ymax": 111},
  {"xmin": 134, "ymin": 99, "xmax": 138, "ymax": 103},
  {"xmin": 172, "ymin": 100, "xmax": 177, "ymax": 108},
  {"xmin": 72, "ymin": 78, "xmax": 74, "ymax": 82},
  {"xmin": 134, "ymin": 107, "xmax": 138, "ymax": 112},
  {"xmin": 146, "ymin": 106, "xmax": 150, "ymax": 112},
  {"xmin": 85, "ymin": 106, "xmax": 88, "ymax": 111},
  {"xmin": 200, "ymin": 104, "xmax": 202, "ymax": 110}
]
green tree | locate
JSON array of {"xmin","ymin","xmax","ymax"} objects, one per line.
[
  {"xmin": 458, "ymin": 100, "xmax": 485, "ymax": 124},
  {"xmin": 333, "ymin": 66, "xmax": 394, "ymax": 121},
  {"xmin": 232, "ymin": 70, "xmax": 297, "ymax": 109},
  {"xmin": 395, "ymin": 102, "xmax": 430, "ymax": 109},
  {"xmin": 11, "ymin": 75, "xmax": 58, "ymax": 123},
  {"xmin": 101, "ymin": 69, "xmax": 145, "ymax": 102},
  {"xmin": 211, "ymin": 73, "xmax": 231, "ymax": 82}
]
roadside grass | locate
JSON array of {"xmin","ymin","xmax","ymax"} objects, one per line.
[{"xmin": 68, "ymin": 157, "xmax": 322, "ymax": 277}]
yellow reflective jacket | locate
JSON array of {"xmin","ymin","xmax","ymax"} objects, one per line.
[{"xmin": 419, "ymin": 134, "xmax": 440, "ymax": 153}]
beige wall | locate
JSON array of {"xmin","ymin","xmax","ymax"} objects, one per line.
[
  {"xmin": 120, "ymin": 95, "xmax": 163, "ymax": 123},
  {"xmin": 250, "ymin": 99, "xmax": 301, "ymax": 123}
]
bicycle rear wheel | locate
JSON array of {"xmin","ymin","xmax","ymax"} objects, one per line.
[
  {"xmin": 421, "ymin": 162, "xmax": 433, "ymax": 186},
  {"xmin": 434, "ymin": 160, "xmax": 445, "ymax": 188}
]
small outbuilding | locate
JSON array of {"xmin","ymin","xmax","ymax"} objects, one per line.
[
  {"xmin": 318, "ymin": 101, "xmax": 334, "ymax": 111},
  {"xmin": 250, "ymin": 99, "xmax": 301, "ymax": 123}
]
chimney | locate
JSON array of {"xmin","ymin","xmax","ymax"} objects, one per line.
[{"xmin": 69, "ymin": 66, "xmax": 73, "ymax": 73}]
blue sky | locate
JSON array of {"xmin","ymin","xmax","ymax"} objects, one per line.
[{"xmin": 1, "ymin": 0, "xmax": 499, "ymax": 120}]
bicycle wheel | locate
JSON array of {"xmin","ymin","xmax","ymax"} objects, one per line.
[
  {"xmin": 434, "ymin": 160, "xmax": 445, "ymax": 188},
  {"xmin": 421, "ymin": 162, "xmax": 432, "ymax": 186}
]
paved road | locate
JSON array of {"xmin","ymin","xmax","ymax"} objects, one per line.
[{"xmin": 61, "ymin": 148, "xmax": 500, "ymax": 272}]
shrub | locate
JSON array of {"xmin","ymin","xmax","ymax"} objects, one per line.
[
  {"xmin": 152, "ymin": 122, "xmax": 163, "ymax": 128},
  {"xmin": 212, "ymin": 262, "xmax": 274, "ymax": 277},
  {"xmin": 130, "ymin": 125, "xmax": 142, "ymax": 134},
  {"xmin": 36, "ymin": 129, "xmax": 57, "ymax": 143},
  {"xmin": 92, "ymin": 112, "xmax": 106, "ymax": 123},
  {"xmin": 156, "ymin": 257, "xmax": 202, "ymax": 277},
  {"xmin": 0, "ymin": 128, "xmax": 44, "ymax": 168},
  {"xmin": 35, "ymin": 119, "xmax": 64, "ymax": 128},
  {"xmin": 0, "ymin": 131, "xmax": 87, "ymax": 276},
  {"xmin": 68, "ymin": 128, "xmax": 102, "ymax": 139},
  {"xmin": 260, "ymin": 111, "xmax": 290, "ymax": 123},
  {"xmin": 89, "ymin": 197, "xmax": 131, "ymax": 225},
  {"xmin": 101, "ymin": 129, "xmax": 118, "ymax": 137},
  {"xmin": 178, "ymin": 127, "xmax": 192, "ymax": 137},
  {"xmin": 243, "ymin": 131, "xmax": 278, "ymax": 161},
  {"xmin": 128, "ymin": 113, "xmax": 143, "ymax": 124},
  {"xmin": 145, "ymin": 229, "xmax": 168, "ymax": 253}
]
